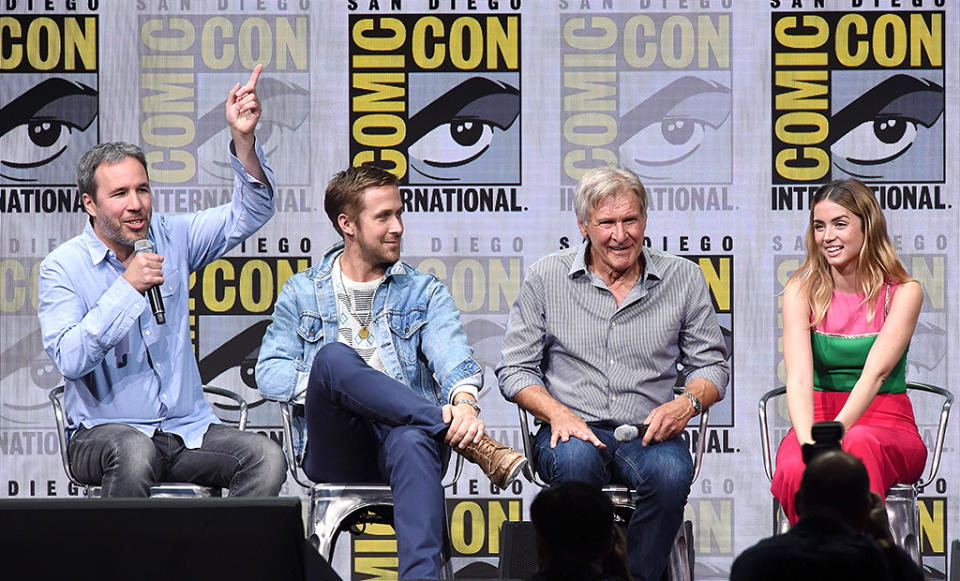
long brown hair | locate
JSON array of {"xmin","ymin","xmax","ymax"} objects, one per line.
[{"xmin": 788, "ymin": 178, "xmax": 914, "ymax": 327}]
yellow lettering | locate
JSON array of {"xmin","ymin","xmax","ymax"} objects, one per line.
[
  {"xmin": 451, "ymin": 502, "xmax": 485, "ymax": 555},
  {"xmin": 353, "ymin": 73, "xmax": 406, "ymax": 113},
  {"xmin": 563, "ymin": 16, "xmax": 617, "ymax": 51},
  {"xmin": 0, "ymin": 17, "xmax": 23, "ymax": 70},
  {"xmin": 872, "ymin": 14, "xmax": 907, "ymax": 68},
  {"xmin": 835, "ymin": 14, "xmax": 868, "ymax": 67},
  {"xmin": 201, "ymin": 17, "xmax": 234, "ymax": 70},
  {"xmin": 64, "ymin": 17, "xmax": 96, "ymax": 70},
  {"xmin": 202, "ymin": 260, "xmax": 236, "ymax": 313},
  {"xmin": 774, "ymin": 71, "xmax": 828, "ymax": 111},
  {"xmin": 699, "ymin": 258, "xmax": 730, "ymax": 312},
  {"xmin": 27, "ymin": 18, "xmax": 60, "ymax": 70}
]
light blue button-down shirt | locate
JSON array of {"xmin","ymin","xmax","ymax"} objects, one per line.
[{"xmin": 37, "ymin": 142, "xmax": 276, "ymax": 448}]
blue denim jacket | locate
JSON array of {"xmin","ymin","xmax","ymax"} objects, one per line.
[{"xmin": 256, "ymin": 241, "xmax": 482, "ymax": 457}]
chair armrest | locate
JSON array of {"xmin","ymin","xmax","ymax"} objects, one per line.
[
  {"xmin": 278, "ymin": 402, "xmax": 314, "ymax": 490},
  {"xmin": 907, "ymin": 382, "xmax": 954, "ymax": 491},
  {"xmin": 48, "ymin": 385, "xmax": 84, "ymax": 487},
  {"xmin": 442, "ymin": 454, "xmax": 465, "ymax": 489},
  {"xmin": 202, "ymin": 385, "xmax": 248, "ymax": 431},
  {"xmin": 758, "ymin": 386, "xmax": 787, "ymax": 483},
  {"xmin": 674, "ymin": 386, "xmax": 710, "ymax": 484},
  {"xmin": 515, "ymin": 405, "xmax": 549, "ymax": 488}
]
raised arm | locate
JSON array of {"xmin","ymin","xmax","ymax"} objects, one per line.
[
  {"xmin": 226, "ymin": 64, "xmax": 268, "ymax": 184},
  {"xmin": 782, "ymin": 278, "xmax": 815, "ymax": 445},
  {"xmin": 184, "ymin": 65, "xmax": 276, "ymax": 270},
  {"xmin": 833, "ymin": 281, "xmax": 923, "ymax": 431}
]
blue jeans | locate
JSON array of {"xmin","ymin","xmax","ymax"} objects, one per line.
[
  {"xmin": 304, "ymin": 342, "xmax": 451, "ymax": 581},
  {"xmin": 68, "ymin": 423, "xmax": 286, "ymax": 497},
  {"xmin": 534, "ymin": 424, "xmax": 692, "ymax": 581}
]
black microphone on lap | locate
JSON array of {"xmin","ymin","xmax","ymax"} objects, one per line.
[
  {"xmin": 614, "ymin": 423, "xmax": 649, "ymax": 442},
  {"xmin": 134, "ymin": 239, "xmax": 165, "ymax": 325}
]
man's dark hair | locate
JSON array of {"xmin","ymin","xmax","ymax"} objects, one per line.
[
  {"xmin": 795, "ymin": 450, "xmax": 870, "ymax": 525},
  {"xmin": 530, "ymin": 481, "xmax": 615, "ymax": 562},
  {"xmin": 76, "ymin": 142, "xmax": 149, "ymax": 225},
  {"xmin": 324, "ymin": 165, "xmax": 400, "ymax": 237}
]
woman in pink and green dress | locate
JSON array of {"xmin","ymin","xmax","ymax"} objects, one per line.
[{"xmin": 772, "ymin": 178, "xmax": 926, "ymax": 524}]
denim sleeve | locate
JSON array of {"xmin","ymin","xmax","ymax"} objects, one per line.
[
  {"xmin": 420, "ymin": 279, "xmax": 482, "ymax": 404},
  {"xmin": 256, "ymin": 277, "xmax": 305, "ymax": 402},
  {"xmin": 678, "ymin": 266, "xmax": 730, "ymax": 400},
  {"xmin": 185, "ymin": 138, "xmax": 277, "ymax": 271},
  {"xmin": 496, "ymin": 268, "xmax": 548, "ymax": 401},
  {"xmin": 37, "ymin": 257, "xmax": 146, "ymax": 380}
]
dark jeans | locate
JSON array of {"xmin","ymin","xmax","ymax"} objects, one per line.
[
  {"xmin": 534, "ymin": 424, "xmax": 693, "ymax": 581},
  {"xmin": 304, "ymin": 342, "xmax": 450, "ymax": 581},
  {"xmin": 68, "ymin": 422, "xmax": 286, "ymax": 497}
]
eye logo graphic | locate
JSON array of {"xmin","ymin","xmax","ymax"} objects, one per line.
[
  {"xmin": 829, "ymin": 73, "xmax": 943, "ymax": 182},
  {"xmin": 618, "ymin": 74, "xmax": 732, "ymax": 183},
  {"xmin": 195, "ymin": 77, "xmax": 310, "ymax": 185},
  {"xmin": 406, "ymin": 75, "xmax": 520, "ymax": 184},
  {"xmin": 0, "ymin": 77, "xmax": 99, "ymax": 184}
]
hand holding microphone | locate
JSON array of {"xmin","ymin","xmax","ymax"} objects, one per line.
[
  {"xmin": 614, "ymin": 423, "xmax": 649, "ymax": 442},
  {"xmin": 129, "ymin": 239, "xmax": 165, "ymax": 325}
]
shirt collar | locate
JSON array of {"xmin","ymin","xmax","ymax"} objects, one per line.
[
  {"xmin": 568, "ymin": 239, "xmax": 662, "ymax": 284},
  {"xmin": 80, "ymin": 221, "xmax": 113, "ymax": 266}
]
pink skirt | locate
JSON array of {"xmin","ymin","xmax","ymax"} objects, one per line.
[{"xmin": 771, "ymin": 391, "xmax": 926, "ymax": 524}]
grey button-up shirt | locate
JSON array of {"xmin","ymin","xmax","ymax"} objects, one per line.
[{"xmin": 497, "ymin": 242, "xmax": 729, "ymax": 425}]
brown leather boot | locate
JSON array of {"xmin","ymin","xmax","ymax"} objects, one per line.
[{"xmin": 457, "ymin": 434, "xmax": 527, "ymax": 489}]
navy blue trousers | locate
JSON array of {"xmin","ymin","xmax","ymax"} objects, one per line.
[{"xmin": 304, "ymin": 343, "xmax": 450, "ymax": 580}]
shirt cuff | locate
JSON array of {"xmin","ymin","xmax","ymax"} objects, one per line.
[{"xmin": 449, "ymin": 383, "xmax": 479, "ymax": 404}]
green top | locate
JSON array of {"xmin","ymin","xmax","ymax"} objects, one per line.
[{"xmin": 811, "ymin": 332, "xmax": 908, "ymax": 394}]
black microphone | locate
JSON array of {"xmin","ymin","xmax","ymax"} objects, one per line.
[
  {"xmin": 614, "ymin": 423, "xmax": 649, "ymax": 442},
  {"xmin": 134, "ymin": 239, "xmax": 165, "ymax": 325}
]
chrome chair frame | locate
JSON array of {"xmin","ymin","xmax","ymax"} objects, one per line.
[
  {"xmin": 758, "ymin": 382, "xmax": 953, "ymax": 564},
  {"xmin": 279, "ymin": 401, "xmax": 464, "ymax": 578},
  {"xmin": 515, "ymin": 386, "xmax": 711, "ymax": 581},
  {"xmin": 49, "ymin": 385, "xmax": 248, "ymax": 498}
]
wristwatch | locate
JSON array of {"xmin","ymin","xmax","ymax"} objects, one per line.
[
  {"xmin": 682, "ymin": 391, "xmax": 702, "ymax": 415},
  {"xmin": 454, "ymin": 398, "xmax": 481, "ymax": 415}
]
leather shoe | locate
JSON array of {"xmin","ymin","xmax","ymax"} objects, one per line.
[{"xmin": 457, "ymin": 434, "xmax": 527, "ymax": 489}]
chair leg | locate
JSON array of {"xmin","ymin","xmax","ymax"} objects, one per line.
[
  {"xmin": 886, "ymin": 486, "xmax": 922, "ymax": 567},
  {"xmin": 666, "ymin": 520, "xmax": 694, "ymax": 581}
]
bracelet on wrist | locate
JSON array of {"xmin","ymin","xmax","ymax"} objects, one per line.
[{"xmin": 454, "ymin": 398, "xmax": 481, "ymax": 415}]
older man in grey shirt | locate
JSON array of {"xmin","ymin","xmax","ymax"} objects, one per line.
[{"xmin": 497, "ymin": 165, "xmax": 729, "ymax": 581}]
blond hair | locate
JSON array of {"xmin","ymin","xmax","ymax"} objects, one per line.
[{"xmin": 789, "ymin": 179, "xmax": 914, "ymax": 327}]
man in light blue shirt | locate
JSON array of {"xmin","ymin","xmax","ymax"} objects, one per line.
[{"xmin": 37, "ymin": 66, "xmax": 285, "ymax": 497}]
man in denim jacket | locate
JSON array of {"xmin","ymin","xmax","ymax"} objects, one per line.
[{"xmin": 256, "ymin": 164, "xmax": 525, "ymax": 580}]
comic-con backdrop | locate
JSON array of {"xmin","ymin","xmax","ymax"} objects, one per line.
[{"xmin": 1, "ymin": 1, "xmax": 956, "ymax": 578}]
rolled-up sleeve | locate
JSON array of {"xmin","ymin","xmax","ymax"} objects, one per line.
[
  {"xmin": 678, "ymin": 267, "xmax": 730, "ymax": 400},
  {"xmin": 496, "ymin": 269, "xmax": 548, "ymax": 401}
]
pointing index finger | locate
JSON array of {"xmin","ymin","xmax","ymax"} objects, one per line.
[{"xmin": 245, "ymin": 64, "xmax": 263, "ymax": 90}]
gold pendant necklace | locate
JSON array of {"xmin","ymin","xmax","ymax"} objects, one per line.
[{"xmin": 339, "ymin": 264, "xmax": 373, "ymax": 341}]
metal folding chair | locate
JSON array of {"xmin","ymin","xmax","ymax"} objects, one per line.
[
  {"xmin": 758, "ymin": 382, "xmax": 953, "ymax": 565},
  {"xmin": 279, "ymin": 401, "xmax": 463, "ymax": 578},
  {"xmin": 514, "ymin": 386, "xmax": 711, "ymax": 581},
  {"xmin": 49, "ymin": 385, "xmax": 249, "ymax": 498}
]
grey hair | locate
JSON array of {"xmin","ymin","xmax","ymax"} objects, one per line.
[
  {"xmin": 573, "ymin": 165, "xmax": 647, "ymax": 224},
  {"xmin": 77, "ymin": 142, "xmax": 149, "ymax": 201}
]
